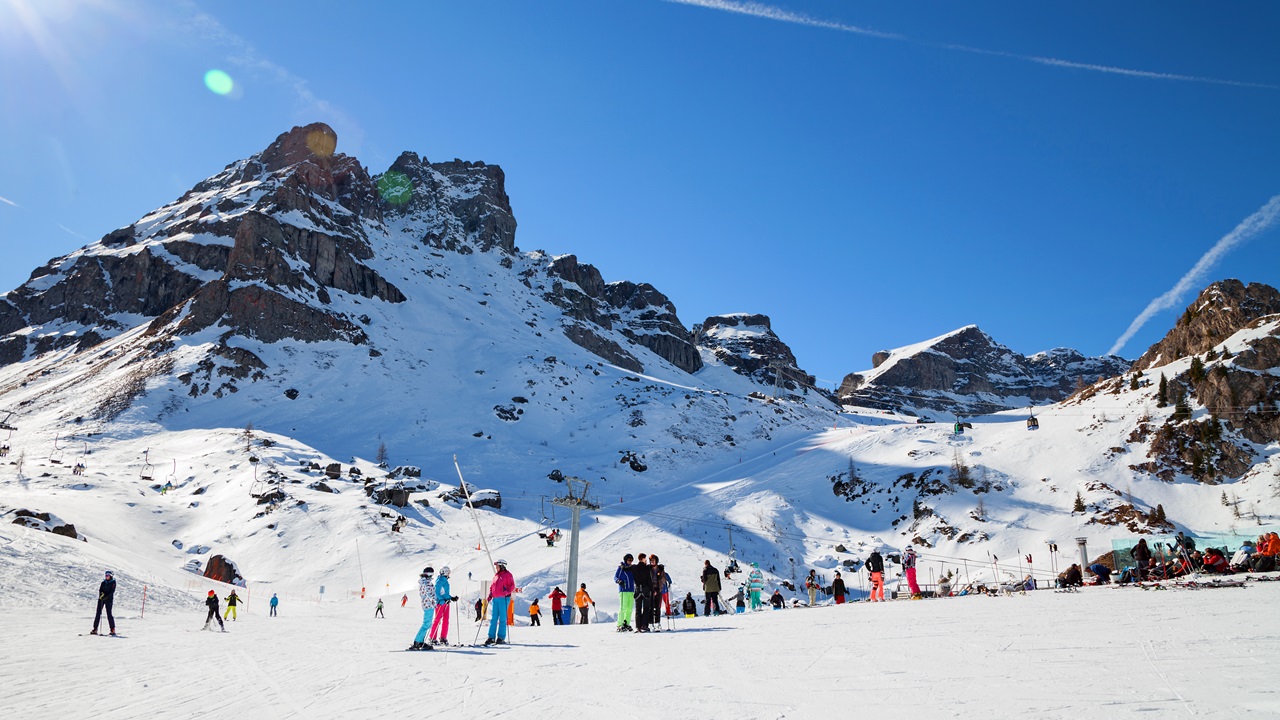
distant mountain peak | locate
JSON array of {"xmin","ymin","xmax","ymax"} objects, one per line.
[{"xmin": 840, "ymin": 325, "xmax": 1129, "ymax": 417}]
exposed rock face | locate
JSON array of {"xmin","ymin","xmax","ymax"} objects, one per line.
[
  {"xmin": 696, "ymin": 314, "xmax": 814, "ymax": 390},
  {"xmin": 543, "ymin": 255, "xmax": 701, "ymax": 374},
  {"xmin": 381, "ymin": 151, "xmax": 517, "ymax": 254},
  {"xmin": 203, "ymin": 554, "xmax": 244, "ymax": 585},
  {"xmin": 1134, "ymin": 280, "xmax": 1280, "ymax": 371},
  {"xmin": 840, "ymin": 326, "xmax": 1130, "ymax": 416}
]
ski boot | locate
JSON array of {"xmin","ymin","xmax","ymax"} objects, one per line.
[{"xmin": 483, "ymin": 637, "xmax": 497, "ymax": 646}]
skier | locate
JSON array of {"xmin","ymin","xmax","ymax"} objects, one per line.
[
  {"xmin": 401, "ymin": 594, "xmax": 408, "ymax": 608},
  {"xmin": 529, "ymin": 599, "xmax": 542, "ymax": 626},
  {"xmin": 632, "ymin": 553, "xmax": 652, "ymax": 632},
  {"xmin": 1087, "ymin": 563, "xmax": 1113, "ymax": 585},
  {"xmin": 269, "ymin": 593, "xmax": 279, "ymax": 617},
  {"xmin": 224, "ymin": 590, "xmax": 241, "ymax": 621},
  {"xmin": 651, "ymin": 555, "xmax": 670, "ymax": 621},
  {"xmin": 484, "ymin": 559, "xmax": 515, "ymax": 646},
  {"xmin": 549, "ymin": 586, "xmax": 568, "ymax": 625},
  {"xmin": 769, "ymin": 588, "xmax": 785, "ymax": 609},
  {"xmin": 375, "ymin": 598, "xmax": 385, "ymax": 618},
  {"xmin": 409, "ymin": 567, "xmax": 437, "ymax": 651},
  {"xmin": 681, "ymin": 592, "xmax": 697, "ymax": 618},
  {"xmin": 1130, "ymin": 539, "xmax": 1152, "ymax": 580},
  {"xmin": 904, "ymin": 547, "xmax": 922, "ymax": 599},
  {"xmin": 747, "ymin": 562, "xmax": 765, "ymax": 610},
  {"xmin": 90, "ymin": 570, "xmax": 116, "ymax": 636},
  {"xmin": 831, "ymin": 571, "xmax": 847, "ymax": 604},
  {"xmin": 804, "ymin": 569, "xmax": 819, "ymax": 607},
  {"xmin": 615, "ymin": 554, "xmax": 636, "ymax": 632},
  {"xmin": 700, "ymin": 560, "xmax": 722, "ymax": 616},
  {"xmin": 866, "ymin": 550, "xmax": 885, "ymax": 602},
  {"xmin": 575, "ymin": 583, "xmax": 594, "ymax": 624},
  {"xmin": 428, "ymin": 567, "xmax": 455, "ymax": 646},
  {"xmin": 727, "ymin": 584, "xmax": 746, "ymax": 614},
  {"xmin": 474, "ymin": 598, "xmax": 483, "ymax": 622},
  {"xmin": 203, "ymin": 590, "xmax": 226, "ymax": 631}
]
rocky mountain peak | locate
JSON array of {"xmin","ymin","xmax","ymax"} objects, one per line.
[
  {"xmin": 838, "ymin": 325, "xmax": 1130, "ymax": 417},
  {"xmin": 696, "ymin": 313, "xmax": 814, "ymax": 391},
  {"xmin": 259, "ymin": 123, "xmax": 339, "ymax": 172},
  {"xmin": 1133, "ymin": 280, "xmax": 1280, "ymax": 371}
]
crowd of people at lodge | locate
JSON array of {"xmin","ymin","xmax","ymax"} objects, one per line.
[{"xmin": 1055, "ymin": 531, "xmax": 1280, "ymax": 587}]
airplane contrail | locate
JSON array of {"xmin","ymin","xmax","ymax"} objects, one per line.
[
  {"xmin": 666, "ymin": 0, "xmax": 1278, "ymax": 90},
  {"xmin": 1109, "ymin": 193, "xmax": 1280, "ymax": 357},
  {"xmin": 0, "ymin": 195, "xmax": 19, "ymax": 208}
]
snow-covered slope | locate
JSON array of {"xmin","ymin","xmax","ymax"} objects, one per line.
[{"xmin": 0, "ymin": 124, "xmax": 1277, "ymax": 651}]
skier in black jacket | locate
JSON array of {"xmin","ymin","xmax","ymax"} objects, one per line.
[
  {"xmin": 91, "ymin": 570, "xmax": 116, "ymax": 636},
  {"xmin": 204, "ymin": 590, "xmax": 226, "ymax": 631},
  {"xmin": 633, "ymin": 553, "xmax": 653, "ymax": 632},
  {"xmin": 866, "ymin": 550, "xmax": 885, "ymax": 602}
]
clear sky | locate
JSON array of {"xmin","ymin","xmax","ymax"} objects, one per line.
[{"xmin": 2, "ymin": 0, "xmax": 1278, "ymax": 387}]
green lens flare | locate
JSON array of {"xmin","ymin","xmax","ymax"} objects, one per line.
[
  {"xmin": 377, "ymin": 171, "xmax": 413, "ymax": 205},
  {"xmin": 204, "ymin": 69, "xmax": 235, "ymax": 96}
]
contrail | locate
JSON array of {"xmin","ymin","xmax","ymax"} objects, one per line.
[
  {"xmin": 0, "ymin": 195, "xmax": 18, "ymax": 208},
  {"xmin": 1108, "ymin": 193, "xmax": 1280, "ymax": 357},
  {"xmin": 666, "ymin": 0, "xmax": 1278, "ymax": 90}
]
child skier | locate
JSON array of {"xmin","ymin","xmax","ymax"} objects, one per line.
[
  {"xmin": 409, "ymin": 567, "xmax": 437, "ymax": 651},
  {"xmin": 428, "ymin": 567, "xmax": 455, "ymax": 646},
  {"xmin": 375, "ymin": 598, "xmax": 385, "ymax": 618},
  {"xmin": 529, "ymin": 598, "xmax": 542, "ymax": 626},
  {"xmin": 224, "ymin": 590, "xmax": 241, "ymax": 621},
  {"xmin": 204, "ymin": 591, "xmax": 226, "ymax": 631},
  {"xmin": 681, "ymin": 592, "xmax": 697, "ymax": 618}
]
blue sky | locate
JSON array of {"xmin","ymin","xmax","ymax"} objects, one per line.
[{"xmin": 1, "ymin": 0, "xmax": 1277, "ymax": 387}]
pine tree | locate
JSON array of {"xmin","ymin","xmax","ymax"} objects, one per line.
[
  {"xmin": 1073, "ymin": 491, "xmax": 1086, "ymax": 513},
  {"xmin": 1173, "ymin": 392, "xmax": 1192, "ymax": 422},
  {"xmin": 1130, "ymin": 374, "xmax": 1140, "ymax": 391},
  {"xmin": 1157, "ymin": 374, "xmax": 1168, "ymax": 407},
  {"xmin": 375, "ymin": 440, "xmax": 388, "ymax": 467},
  {"xmin": 950, "ymin": 450, "xmax": 973, "ymax": 488},
  {"xmin": 1222, "ymin": 347, "xmax": 1233, "ymax": 360},
  {"xmin": 1221, "ymin": 490, "xmax": 1230, "ymax": 507},
  {"xmin": 1155, "ymin": 504, "xmax": 1167, "ymax": 523},
  {"xmin": 1189, "ymin": 356, "xmax": 1206, "ymax": 385}
]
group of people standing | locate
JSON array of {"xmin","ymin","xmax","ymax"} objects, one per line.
[
  {"xmin": 614, "ymin": 553, "xmax": 671, "ymax": 632},
  {"xmin": 546, "ymin": 583, "xmax": 595, "ymax": 625},
  {"xmin": 407, "ymin": 565, "xmax": 458, "ymax": 650}
]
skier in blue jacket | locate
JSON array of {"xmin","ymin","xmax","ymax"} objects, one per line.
[{"xmin": 429, "ymin": 567, "xmax": 456, "ymax": 646}]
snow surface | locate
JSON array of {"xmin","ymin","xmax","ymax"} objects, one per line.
[{"xmin": 3, "ymin": 519, "xmax": 1278, "ymax": 720}]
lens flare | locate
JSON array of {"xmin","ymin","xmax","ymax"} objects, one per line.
[
  {"xmin": 377, "ymin": 171, "xmax": 413, "ymax": 205},
  {"xmin": 203, "ymin": 69, "xmax": 234, "ymax": 96}
]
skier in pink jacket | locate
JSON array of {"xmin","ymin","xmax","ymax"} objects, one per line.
[{"xmin": 485, "ymin": 559, "xmax": 515, "ymax": 646}]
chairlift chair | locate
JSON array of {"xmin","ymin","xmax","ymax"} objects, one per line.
[{"xmin": 1027, "ymin": 415, "xmax": 1040, "ymax": 430}]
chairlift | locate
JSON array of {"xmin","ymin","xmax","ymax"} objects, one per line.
[
  {"xmin": 0, "ymin": 427, "xmax": 11, "ymax": 457},
  {"xmin": 49, "ymin": 433, "xmax": 64, "ymax": 464},
  {"xmin": 140, "ymin": 448, "xmax": 154, "ymax": 482},
  {"xmin": 71, "ymin": 441, "xmax": 89, "ymax": 475},
  {"xmin": 0, "ymin": 411, "xmax": 16, "ymax": 432},
  {"xmin": 1026, "ymin": 411, "xmax": 1040, "ymax": 431}
]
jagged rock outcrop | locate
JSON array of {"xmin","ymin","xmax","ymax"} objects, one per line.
[
  {"xmin": 696, "ymin": 314, "xmax": 813, "ymax": 390},
  {"xmin": 543, "ymin": 255, "xmax": 701, "ymax": 374},
  {"xmin": 380, "ymin": 151, "xmax": 517, "ymax": 254},
  {"xmin": 202, "ymin": 554, "xmax": 244, "ymax": 585},
  {"xmin": 1133, "ymin": 280, "xmax": 1280, "ymax": 371},
  {"xmin": 839, "ymin": 326, "xmax": 1130, "ymax": 416}
]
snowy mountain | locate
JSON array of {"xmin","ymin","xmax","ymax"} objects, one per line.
[
  {"xmin": 835, "ymin": 325, "xmax": 1132, "ymax": 419},
  {"xmin": 1, "ymin": 123, "xmax": 1278, "ymax": 641}
]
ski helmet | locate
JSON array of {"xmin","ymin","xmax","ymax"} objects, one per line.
[
  {"xmin": 751, "ymin": 561, "xmax": 759, "ymax": 568},
  {"xmin": 208, "ymin": 590, "xmax": 215, "ymax": 597},
  {"xmin": 494, "ymin": 559, "xmax": 508, "ymax": 567},
  {"xmin": 104, "ymin": 570, "xmax": 113, "ymax": 577},
  {"xmin": 439, "ymin": 567, "xmax": 451, "ymax": 577},
  {"xmin": 422, "ymin": 566, "xmax": 434, "ymax": 576}
]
